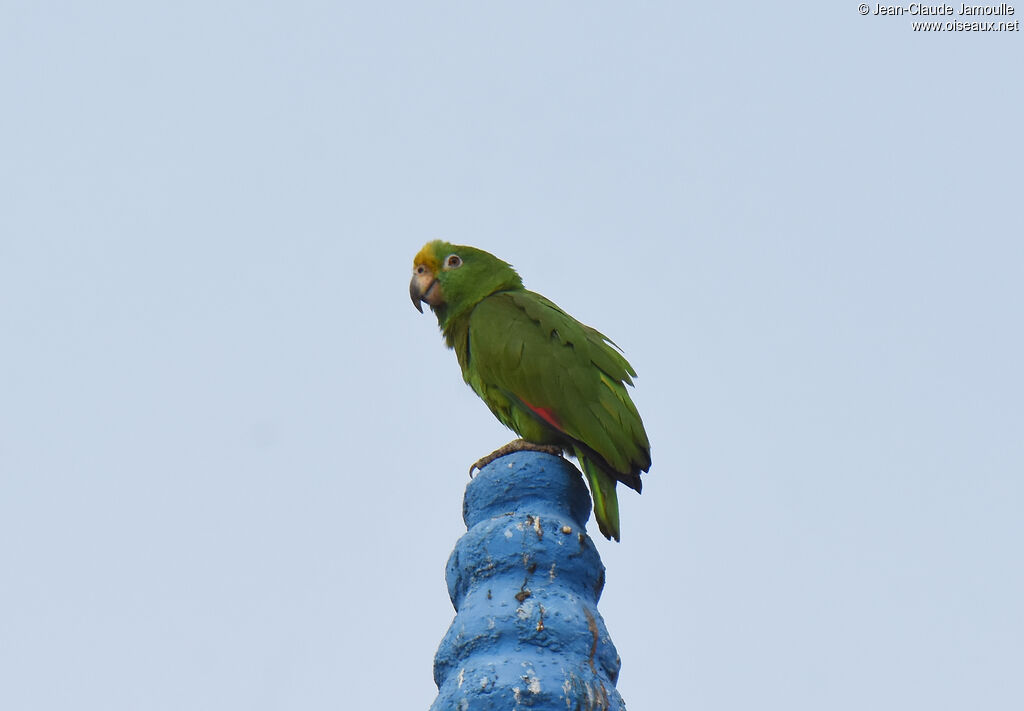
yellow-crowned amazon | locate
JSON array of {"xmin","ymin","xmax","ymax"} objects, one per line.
[{"xmin": 410, "ymin": 240, "xmax": 650, "ymax": 541}]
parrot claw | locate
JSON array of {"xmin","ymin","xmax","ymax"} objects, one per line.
[{"xmin": 469, "ymin": 439, "xmax": 565, "ymax": 477}]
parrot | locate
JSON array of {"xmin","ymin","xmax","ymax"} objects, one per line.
[{"xmin": 409, "ymin": 240, "xmax": 650, "ymax": 542}]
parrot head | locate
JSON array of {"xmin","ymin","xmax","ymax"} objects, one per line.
[{"xmin": 410, "ymin": 240, "xmax": 523, "ymax": 325}]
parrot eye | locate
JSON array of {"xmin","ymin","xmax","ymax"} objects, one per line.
[{"xmin": 444, "ymin": 254, "xmax": 463, "ymax": 269}]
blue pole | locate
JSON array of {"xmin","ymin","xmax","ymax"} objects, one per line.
[{"xmin": 431, "ymin": 451, "xmax": 625, "ymax": 711}]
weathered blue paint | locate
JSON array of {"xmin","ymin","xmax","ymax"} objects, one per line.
[{"xmin": 431, "ymin": 451, "xmax": 625, "ymax": 711}]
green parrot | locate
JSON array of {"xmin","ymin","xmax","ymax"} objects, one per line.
[{"xmin": 410, "ymin": 240, "xmax": 650, "ymax": 542}]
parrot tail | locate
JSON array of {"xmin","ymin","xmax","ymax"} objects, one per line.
[{"xmin": 575, "ymin": 447, "xmax": 621, "ymax": 542}]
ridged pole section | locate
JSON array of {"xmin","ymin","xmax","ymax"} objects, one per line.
[{"xmin": 431, "ymin": 451, "xmax": 625, "ymax": 711}]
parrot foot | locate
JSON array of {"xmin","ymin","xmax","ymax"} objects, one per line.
[{"xmin": 469, "ymin": 439, "xmax": 564, "ymax": 477}]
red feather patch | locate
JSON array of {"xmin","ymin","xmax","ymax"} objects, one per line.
[{"xmin": 521, "ymin": 398, "xmax": 563, "ymax": 431}]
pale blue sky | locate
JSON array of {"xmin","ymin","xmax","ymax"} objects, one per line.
[{"xmin": 1, "ymin": 3, "xmax": 1021, "ymax": 710}]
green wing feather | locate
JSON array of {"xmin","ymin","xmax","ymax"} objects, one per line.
[{"xmin": 461, "ymin": 290, "xmax": 650, "ymax": 540}]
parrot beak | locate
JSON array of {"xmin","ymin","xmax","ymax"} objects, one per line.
[{"xmin": 410, "ymin": 268, "xmax": 441, "ymax": 313}]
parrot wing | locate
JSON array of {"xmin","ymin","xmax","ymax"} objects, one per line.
[{"xmin": 466, "ymin": 290, "xmax": 650, "ymax": 490}]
